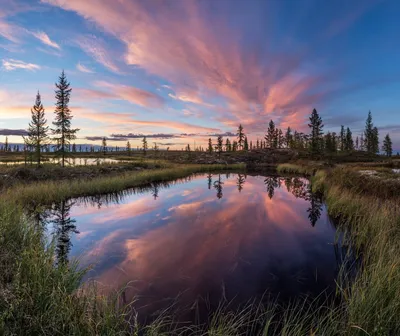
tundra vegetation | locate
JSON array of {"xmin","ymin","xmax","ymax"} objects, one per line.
[{"xmin": 0, "ymin": 71, "xmax": 399, "ymax": 335}]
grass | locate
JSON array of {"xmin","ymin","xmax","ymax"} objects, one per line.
[
  {"xmin": 2, "ymin": 163, "xmax": 245, "ymax": 206},
  {"xmin": 2, "ymin": 161, "xmax": 400, "ymax": 335},
  {"xmin": 312, "ymin": 167, "xmax": 400, "ymax": 335},
  {"xmin": 276, "ymin": 163, "xmax": 320, "ymax": 176}
]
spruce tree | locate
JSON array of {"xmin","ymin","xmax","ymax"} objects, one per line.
[
  {"xmin": 102, "ymin": 137, "xmax": 107, "ymax": 155},
  {"xmin": 4, "ymin": 137, "xmax": 8, "ymax": 152},
  {"xmin": 208, "ymin": 138, "xmax": 213, "ymax": 153},
  {"xmin": 345, "ymin": 127, "xmax": 354, "ymax": 151},
  {"xmin": 244, "ymin": 136, "xmax": 249, "ymax": 151},
  {"xmin": 26, "ymin": 91, "xmax": 49, "ymax": 166},
  {"xmin": 126, "ymin": 141, "xmax": 131, "ymax": 155},
  {"xmin": 142, "ymin": 136, "xmax": 148, "ymax": 155},
  {"xmin": 217, "ymin": 135, "xmax": 223, "ymax": 157},
  {"xmin": 285, "ymin": 127, "xmax": 292, "ymax": 148},
  {"xmin": 372, "ymin": 127, "xmax": 379, "ymax": 154},
  {"xmin": 265, "ymin": 120, "xmax": 276, "ymax": 148},
  {"xmin": 340, "ymin": 125, "xmax": 345, "ymax": 151},
  {"xmin": 308, "ymin": 108, "xmax": 324, "ymax": 156},
  {"xmin": 237, "ymin": 124, "xmax": 245, "ymax": 150},
  {"xmin": 364, "ymin": 111, "xmax": 375, "ymax": 154},
  {"xmin": 225, "ymin": 138, "xmax": 231, "ymax": 152},
  {"xmin": 52, "ymin": 71, "xmax": 79, "ymax": 167},
  {"xmin": 382, "ymin": 133, "xmax": 393, "ymax": 157}
]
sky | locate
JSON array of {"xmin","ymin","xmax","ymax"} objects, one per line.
[{"xmin": 1, "ymin": 0, "xmax": 400, "ymax": 150}]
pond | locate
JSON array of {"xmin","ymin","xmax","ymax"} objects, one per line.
[{"xmin": 41, "ymin": 173, "xmax": 348, "ymax": 323}]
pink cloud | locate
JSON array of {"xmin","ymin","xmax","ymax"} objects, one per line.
[
  {"xmin": 31, "ymin": 31, "xmax": 61, "ymax": 50},
  {"xmin": 43, "ymin": 0, "xmax": 339, "ymax": 132}
]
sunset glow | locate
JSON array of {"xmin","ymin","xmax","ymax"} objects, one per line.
[{"xmin": 1, "ymin": 0, "xmax": 399, "ymax": 149}]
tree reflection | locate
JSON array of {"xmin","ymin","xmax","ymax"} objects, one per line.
[
  {"xmin": 236, "ymin": 174, "xmax": 246, "ymax": 192},
  {"xmin": 152, "ymin": 183, "xmax": 159, "ymax": 200},
  {"xmin": 50, "ymin": 200, "xmax": 78, "ymax": 265},
  {"xmin": 207, "ymin": 173, "xmax": 213, "ymax": 190},
  {"xmin": 264, "ymin": 176, "xmax": 279, "ymax": 199},
  {"xmin": 213, "ymin": 174, "xmax": 224, "ymax": 199},
  {"xmin": 305, "ymin": 186, "xmax": 323, "ymax": 227}
]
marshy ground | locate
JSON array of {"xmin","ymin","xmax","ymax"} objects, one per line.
[{"xmin": 1, "ymin": 150, "xmax": 400, "ymax": 335}]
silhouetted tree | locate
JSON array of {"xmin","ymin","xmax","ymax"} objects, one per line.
[
  {"xmin": 208, "ymin": 138, "xmax": 213, "ymax": 153},
  {"xmin": 142, "ymin": 136, "xmax": 148, "ymax": 155},
  {"xmin": 308, "ymin": 108, "xmax": 324, "ymax": 156},
  {"xmin": 102, "ymin": 137, "xmax": 107, "ymax": 155},
  {"xmin": 344, "ymin": 127, "xmax": 354, "ymax": 151},
  {"xmin": 216, "ymin": 135, "xmax": 223, "ymax": 157},
  {"xmin": 152, "ymin": 183, "xmax": 159, "ymax": 200},
  {"xmin": 237, "ymin": 124, "xmax": 245, "ymax": 150},
  {"xmin": 382, "ymin": 133, "xmax": 393, "ymax": 157},
  {"xmin": 225, "ymin": 138, "xmax": 231, "ymax": 152},
  {"xmin": 126, "ymin": 141, "xmax": 131, "ymax": 155},
  {"xmin": 244, "ymin": 136, "xmax": 249, "ymax": 151},
  {"xmin": 236, "ymin": 174, "xmax": 245, "ymax": 192},
  {"xmin": 50, "ymin": 200, "xmax": 78, "ymax": 265},
  {"xmin": 232, "ymin": 140, "xmax": 238, "ymax": 151},
  {"xmin": 325, "ymin": 132, "xmax": 336, "ymax": 154},
  {"xmin": 340, "ymin": 125, "xmax": 345, "ymax": 151},
  {"xmin": 26, "ymin": 91, "xmax": 49, "ymax": 166},
  {"xmin": 52, "ymin": 71, "xmax": 79, "ymax": 167},
  {"xmin": 256, "ymin": 139, "xmax": 260, "ymax": 149},
  {"xmin": 355, "ymin": 136, "xmax": 359, "ymax": 150},
  {"xmin": 265, "ymin": 120, "xmax": 276, "ymax": 148},
  {"xmin": 4, "ymin": 136, "xmax": 8, "ymax": 152},
  {"xmin": 364, "ymin": 111, "xmax": 378, "ymax": 154},
  {"xmin": 372, "ymin": 127, "xmax": 379, "ymax": 154},
  {"xmin": 285, "ymin": 127, "xmax": 293, "ymax": 148}
]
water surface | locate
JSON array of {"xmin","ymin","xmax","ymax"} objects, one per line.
[{"xmin": 43, "ymin": 173, "xmax": 346, "ymax": 321}]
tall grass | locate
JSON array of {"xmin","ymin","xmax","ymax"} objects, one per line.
[
  {"xmin": 3, "ymin": 163, "xmax": 245, "ymax": 206},
  {"xmin": 276, "ymin": 163, "xmax": 318, "ymax": 176},
  {"xmin": 313, "ymin": 167, "xmax": 400, "ymax": 335}
]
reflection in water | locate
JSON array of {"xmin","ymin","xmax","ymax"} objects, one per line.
[
  {"xmin": 41, "ymin": 173, "xmax": 348, "ymax": 324},
  {"xmin": 213, "ymin": 174, "xmax": 224, "ymax": 199},
  {"xmin": 236, "ymin": 174, "xmax": 245, "ymax": 192},
  {"xmin": 49, "ymin": 200, "xmax": 79, "ymax": 264}
]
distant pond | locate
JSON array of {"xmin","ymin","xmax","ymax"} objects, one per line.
[
  {"xmin": 39, "ymin": 173, "xmax": 350, "ymax": 323},
  {"xmin": 0, "ymin": 157, "xmax": 126, "ymax": 166}
]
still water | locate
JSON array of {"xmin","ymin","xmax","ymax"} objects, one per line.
[{"xmin": 43, "ymin": 173, "xmax": 346, "ymax": 321}]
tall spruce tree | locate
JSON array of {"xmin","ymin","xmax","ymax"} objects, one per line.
[
  {"xmin": 225, "ymin": 138, "xmax": 231, "ymax": 152},
  {"xmin": 126, "ymin": 141, "xmax": 131, "ymax": 155},
  {"xmin": 265, "ymin": 120, "xmax": 276, "ymax": 148},
  {"xmin": 216, "ymin": 135, "xmax": 223, "ymax": 157},
  {"xmin": 26, "ymin": 91, "xmax": 49, "ymax": 166},
  {"xmin": 102, "ymin": 137, "xmax": 107, "ymax": 155},
  {"xmin": 308, "ymin": 108, "xmax": 324, "ymax": 156},
  {"xmin": 52, "ymin": 71, "xmax": 79, "ymax": 167},
  {"xmin": 344, "ymin": 127, "xmax": 354, "ymax": 151},
  {"xmin": 237, "ymin": 124, "xmax": 245, "ymax": 150},
  {"xmin": 244, "ymin": 136, "xmax": 249, "ymax": 151},
  {"xmin": 285, "ymin": 127, "xmax": 292, "ymax": 148},
  {"xmin": 382, "ymin": 133, "xmax": 393, "ymax": 157},
  {"xmin": 372, "ymin": 127, "xmax": 379, "ymax": 154},
  {"xmin": 340, "ymin": 125, "xmax": 345, "ymax": 151},
  {"xmin": 142, "ymin": 136, "xmax": 148, "ymax": 155},
  {"xmin": 364, "ymin": 111, "xmax": 376, "ymax": 154},
  {"xmin": 208, "ymin": 138, "xmax": 213, "ymax": 153}
]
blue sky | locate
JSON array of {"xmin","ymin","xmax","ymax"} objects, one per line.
[{"xmin": 1, "ymin": 0, "xmax": 400, "ymax": 150}]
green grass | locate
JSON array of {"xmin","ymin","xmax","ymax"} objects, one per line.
[
  {"xmin": 2, "ymin": 164, "xmax": 245, "ymax": 206},
  {"xmin": 276, "ymin": 163, "xmax": 319, "ymax": 176},
  {"xmin": 2, "ymin": 162, "xmax": 400, "ymax": 335}
]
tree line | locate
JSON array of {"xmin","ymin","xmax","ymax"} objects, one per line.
[
  {"xmin": 198, "ymin": 109, "xmax": 393, "ymax": 157},
  {"xmin": 1, "ymin": 69, "xmax": 395, "ymax": 164}
]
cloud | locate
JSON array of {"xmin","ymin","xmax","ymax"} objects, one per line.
[
  {"xmin": 76, "ymin": 62, "xmax": 94, "ymax": 73},
  {"xmin": 31, "ymin": 31, "xmax": 60, "ymax": 50},
  {"xmin": 0, "ymin": 128, "xmax": 28, "ymax": 136},
  {"xmin": 94, "ymin": 81, "xmax": 164, "ymax": 108},
  {"xmin": 75, "ymin": 35, "xmax": 121, "ymax": 74},
  {"xmin": 0, "ymin": 20, "xmax": 20, "ymax": 43},
  {"xmin": 110, "ymin": 133, "xmax": 177, "ymax": 139},
  {"xmin": 41, "ymin": 0, "xmax": 336, "ymax": 132},
  {"xmin": 2, "ymin": 59, "xmax": 40, "ymax": 71}
]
